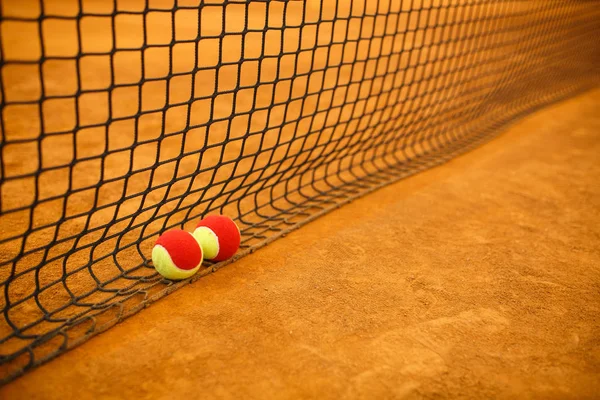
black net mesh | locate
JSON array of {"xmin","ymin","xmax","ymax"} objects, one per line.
[{"xmin": 0, "ymin": 0, "xmax": 599, "ymax": 383}]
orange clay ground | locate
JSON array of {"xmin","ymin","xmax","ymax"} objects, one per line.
[{"xmin": 1, "ymin": 88, "xmax": 598, "ymax": 399}]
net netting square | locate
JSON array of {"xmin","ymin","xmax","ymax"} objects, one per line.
[{"xmin": 0, "ymin": 0, "xmax": 599, "ymax": 383}]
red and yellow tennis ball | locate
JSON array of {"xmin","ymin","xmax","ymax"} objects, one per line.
[
  {"xmin": 152, "ymin": 229, "xmax": 203, "ymax": 280},
  {"xmin": 192, "ymin": 215, "xmax": 241, "ymax": 262}
]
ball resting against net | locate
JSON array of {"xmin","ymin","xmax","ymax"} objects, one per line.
[
  {"xmin": 152, "ymin": 230, "xmax": 204, "ymax": 280},
  {"xmin": 193, "ymin": 215, "xmax": 241, "ymax": 262}
]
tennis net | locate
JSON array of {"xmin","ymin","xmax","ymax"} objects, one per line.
[{"xmin": 1, "ymin": 0, "xmax": 599, "ymax": 383}]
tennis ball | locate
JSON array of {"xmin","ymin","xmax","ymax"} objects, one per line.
[
  {"xmin": 192, "ymin": 215, "xmax": 241, "ymax": 262},
  {"xmin": 152, "ymin": 229, "xmax": 203, "ymax": 280}
]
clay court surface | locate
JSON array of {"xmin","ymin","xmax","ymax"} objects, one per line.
[
  {"xmin": 1, "ymin": 0, "xmax": 599, "ymax": 397},
  {"xmin": 0, "ymin": 88, "xmax": 598, "ymax": 398}
]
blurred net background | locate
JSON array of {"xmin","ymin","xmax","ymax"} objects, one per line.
[{"xmin": 0, "ymin": 0, "xmax": 599, "ymax": 383}]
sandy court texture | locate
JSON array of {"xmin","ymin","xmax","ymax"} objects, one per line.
[
  {"xmin": 1, "ymin": 88, "xmax": 599, "ymax": 398},
  {"xmin": 1, "ymin": 0, "xmax": 599, "ymax": 385}
]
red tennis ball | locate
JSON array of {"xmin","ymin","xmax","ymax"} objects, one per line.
[
  {"xmin": 192, "ymin": 215, "xmax": 241, "ymax": 262},
  {"xmin": 152, "ymin": 229, "xmax": 203, "ymax": 280}
]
